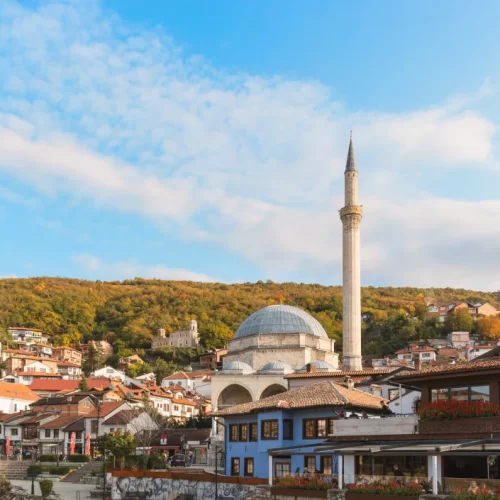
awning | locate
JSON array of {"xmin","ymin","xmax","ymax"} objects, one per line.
[{"xmin": 314, "ymin": 438, "xmax": 500, "ymax": 456}]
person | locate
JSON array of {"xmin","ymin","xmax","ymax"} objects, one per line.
[
  {"xmin": 303, "ymin": 467, "xmax": 311, "ymax": 479},
  {"xmin": 187, "ymin": 450, "xmax": 194, "ymax": 466},
  {"xmin": 468, "ymin": 481, "xmax": 479, "ymax": 494},
  {"xmin": 15, "ymin": 448, "xmax": 21, "ymax": 461},
  {"xmin": 295, "ymin": 467, "xmax": 301, "ymax": 476},
  {"xmin": 392, "ymin": 464, "xmax": 404, "ymax": 477}
]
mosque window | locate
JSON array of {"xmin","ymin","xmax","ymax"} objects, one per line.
[
  {"xmin": 244, "ymin": 457, "xmax": 254, "ymax": 477},
  {"xmin": 231, "ymin": 458, "xmax": 240, "ymax": 476},
  {"xmin": 239, "ymin": 424, "xmax": 248, "ymax": 441}
]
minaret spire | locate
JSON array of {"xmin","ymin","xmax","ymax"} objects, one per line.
[{"xmin": 340, "ymin": 134, "xmax": 363, "ymax": 371}]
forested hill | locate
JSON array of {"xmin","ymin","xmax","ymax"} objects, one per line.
[{"xmin": 0, "ymin": 277, "xmax": 498, "ymax": 358}]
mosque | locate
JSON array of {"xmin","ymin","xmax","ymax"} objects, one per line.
[{"xmin": 211, "ymin": 136, "xmax": 363, "ymax": 411}]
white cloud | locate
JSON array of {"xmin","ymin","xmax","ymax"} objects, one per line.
[
  {"xmin": 72, "ymin": 254, "xmax": 219, "ymax": 282},
  {"xmin": 0, "ymin": 0, "xmax": 498, "ymax": 289}
]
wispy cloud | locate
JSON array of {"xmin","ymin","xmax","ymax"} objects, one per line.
[
  {"xmin": 0, "ymin": 0, "xmax": 498, "ymax": 288},
  {"xmin": 72, "ymin": 254, "xmax": 219, "ymax": 282}
]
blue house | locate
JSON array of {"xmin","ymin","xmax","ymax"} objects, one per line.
[{"xmin": 217, "ymin": 379, "xmax": 386, "ymax": 479}]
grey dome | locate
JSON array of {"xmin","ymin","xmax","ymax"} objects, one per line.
[
  {"xmin": 261, "ymin": 361, "xmax": 293, "ymax": 371},
  {"xmin": 300, "ymin": 360, "xmax": 335, "ymax": 371},
  {"xmin": 234, "ymin": 305, "xmax": 328, "ymax": 339},
  {"xmin": 224, "ymin": 361, "xmax": 253, "ymax": 371}
]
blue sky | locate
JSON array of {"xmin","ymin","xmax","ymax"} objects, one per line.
[{"xmin": 1, "ymin": 0, "xmax": 500, "ymax": 289}]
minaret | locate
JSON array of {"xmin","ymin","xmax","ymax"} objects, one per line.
[{"xmin": 340, "ymin": 133, "xmax": 363, "ymax": 371}]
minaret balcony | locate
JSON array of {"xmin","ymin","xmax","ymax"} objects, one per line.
[{"xmin": 340, "ymin": 205, "xmax": 363, "ymax": 219}]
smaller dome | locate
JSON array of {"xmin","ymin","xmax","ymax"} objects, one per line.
[
  {"xmin": 300, "ymin": 360, "xmax": 336, "ymax": 372},
  {"xmin": 224, "ymin": 361, "xmax": 253, "ymax": 371},
  {"xmin": 261, "ymin": 361, "xmax": 293, "ymax": 371}
]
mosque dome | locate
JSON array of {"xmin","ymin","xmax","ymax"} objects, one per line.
[
  {"xmin": 299, "ymin": 360, "xmax": 337, "ymax": 372},
  {"xmin": 224, "ymin": 361, "xmax": 253, "ymax": 371},
  {"xmin": 234, "ymin": 305, "xmax": 328, "ymax": 339},
  {"xmin": 260, "ymin": 361, "xmax": 293, "ymax": 371}
]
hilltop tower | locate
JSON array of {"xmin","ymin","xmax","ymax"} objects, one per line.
[{"xmin": 340, "ymin": 134, "xmax": 363, "ymax": 371}]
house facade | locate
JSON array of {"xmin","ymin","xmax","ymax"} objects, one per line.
[{"xmin": 216, "ymin": 380, "xmax": 386, "ymax": 479}]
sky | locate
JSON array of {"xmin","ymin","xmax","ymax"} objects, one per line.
[{"xmin": 0, "ymin": 0, "xmax": 500, "ymax": 289}]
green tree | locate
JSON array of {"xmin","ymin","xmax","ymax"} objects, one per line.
[
  {"xmin": 82, "ymin": 344, "xmax": 105, "ymax": 375},
  {"xmin": 445, "ymin": 309, "xmax": 474, "ymax": 333},
  {"xmin": 127, "ymin": 362, "xmax": 152, "ymax": 378},
  {"xmin": 153, "ymin": 358, "xmax": 175, "ymax": 385},
  {"xmin": 97, "ymin": 431, "xmax": 136, "ymax": 470},
  {"xmin": 78, "ymin": 376, "xmax": 89, "ymax": 392}
]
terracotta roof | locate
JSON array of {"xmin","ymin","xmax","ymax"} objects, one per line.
[
  {"xmin": 56, "ymin": 361, "xmax": 81, "ymax": 368},
  {"xmin": 63, "ymin": 417, "xmax": 85, "ymax": 432},
  {"xmin": 103, "ymin": 409, "xmax": 143, "ymax": 425},
  {"xmin": 8, "ymin": 327, "xmax": 42, "ymax": 332},
  {"xmin": 172, "ymin": 399, "xmax": 196, "ymax": 406},
  {"xmin": 285, "ymin": 369, "xmax": 392, "ymax": 379},
  {"xmin": 29, "ymin": 380, "xmax": 80, "ymax": 391},
  {"xmin": 216, "ymin": 380, "xmax": 387, "ymax": 416},
  {"xmin": 395, "ymin": 346, "xmax": 436, "ymax": 354},
  {"xmin": 84, "ymin": 401, "xmax": 127, "ymax": 418},
  {"xmin": 21, "ymin": 413, "xmax": 55, "ymax": 425},
  {"xmin": 39, "ymin": 415, "xmax": 81, "ymax": 430},
  {"xmin": 163, "ymin": 370, "xmax": 213, "ymax": 380},
  {"xmin": 394, "ymin": 358, "xmax": 500, "ymax": 381},
  {"xmin": 0, "ymin": 382, "xmax": 39, "ymax": 401},
  {"xmin": 17, "ymin": 372, "xmax": 61, "ymax": 377},
  {"xmin": 0, "ymin": 412, "xmax": 21, "ymax": 422},
  {"xmin": 438, "ymin": 348, "xmax": 459, "ymax": 358}
]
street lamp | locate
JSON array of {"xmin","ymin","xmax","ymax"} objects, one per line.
[{"xmin": 87, "ymin": 394, "xmax": 105, "ymax": 500}]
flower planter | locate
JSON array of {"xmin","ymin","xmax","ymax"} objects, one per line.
[
  {"xmin": 347, "ymin": 494, "xmax": 419, "ymax": 500},
  {"xmin": 271, "ymin": 486, "xmax": 328, "ymax": 498},
  {"xmin": 419, "ymin": 416, "xmax": 500, "ymax": 435}
]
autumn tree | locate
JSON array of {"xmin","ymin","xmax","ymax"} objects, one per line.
[{"xmin": 477, "ymin": 315, "xmax": 500, "ymax": 340}]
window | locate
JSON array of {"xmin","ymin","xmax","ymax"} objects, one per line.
[
  {"xmin": 44, "ymin": 429, "xmax": 51, "ymax": 438},
  {"xmin": 328, "ymin": 419, "xmax": 335, "ymax": 436},
  {"xmin": 13, "ymin": 404, "xmax": 17, "ymax": 412},
  {"xmin": 249, "ymin": 423, "xmax": 258, "ymax": 442},
  {"xmin": 275, "ymin": 462, "xmax": 291, "ymax": 478},
  {"xmin": 76, "ymin": 432, "xmax": 82, "ymax": 440},
  {"xmin": 54, "ymin": 429, "xmax": 59, "ymax": 439},
  {"xmin": 174, "ymin": 405, "xmax": 179, "ymax": 411},
  {"xmin": 321, "ymin": 456, "xmax": 333, "ymax": 475},
  {"xmin": 261, "ymin": 420, "xmax": 278, "ymax": 440},
  {"xmin": 282, "ymin": 419, "xmax": 293, "ymax": 440},
  {"xmin": 388, "ymin": 388, "xmax": 400, "ymax": 401},
  {"xmin": 317, "ymin": 419, "xmax": 327, "ymax": 438},
  {"xmin": 11, "ymin": 428, "xmax": 18, "ymax": 436},
  {"xmin": 303, "ymin": 419, "xmax": 315, "ymax": 439},
  {"xmin": 231, "ymin": 457, "xmax": 240, "ymax": 476},
  {"xmin": 229, "ymin": 424, "xmax": 239, "ymax": 442},
  {"xmin": 304, "ymin": 456, "xmax": 316, "ymax": 471},
  {"xmin": 244, "ymin": 457, "xmax": 254, "ymax": 477},
  {"xmin": 90, "ymin": 420, "xmax": 98, "ymax": 434},
  {"xmin": 421, "ymin": 353, "xmax": 431, "ymax": 358},
  {"xmin": 431, "ymin": 385, "xmax": 490, "ymax": 402},
  {"xmin": 239, "ymin": 424, "xmax": 248, "ymax": 442}
]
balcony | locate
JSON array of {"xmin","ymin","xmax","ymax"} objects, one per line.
[{"xmin": 334, "ymin": 415, "xmax": 418, "ymax": 437}]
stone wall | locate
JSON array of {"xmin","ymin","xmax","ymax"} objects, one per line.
[{"xmin": 111, "ymin": 474, "xmax": 261, "ymax": 500}]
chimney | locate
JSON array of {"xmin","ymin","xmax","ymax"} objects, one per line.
[
  {"xmin": 414, "ymin": 358, "xmax": 422, "ymax": 371},
  {"xmin": 306, "ymin": 363, "xmax": 317, "ymax": 373},
  {"xmin": 344, "ymin": 376, "xmax": 354, "ymax": 390}
]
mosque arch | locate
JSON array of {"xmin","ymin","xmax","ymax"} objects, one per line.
[
  {"xmin": 217, "ymin": 383, "xmax": 254, "ymax": 409},
  {"xmin": 259, "ymin": 383, "xmax": 288, "ymax": 400}
]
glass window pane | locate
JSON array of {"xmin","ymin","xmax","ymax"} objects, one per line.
[
  {"xmin": 449, "ymin": 387, "xmax": 469, "ymax": 401},
  {"xmin": 317, "ymin": 419, "xmax": 327, "ymax": 437},
  {"xmin": 431, "ymin": 388, "xmax": 448, "ymax": 401},
  {"xmin": 471, "ymin": 385, "xmax": 490, "ymax": 402}
]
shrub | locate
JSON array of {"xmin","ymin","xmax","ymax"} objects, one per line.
[
  {"xmin": 67, "ymin": 454, "xmax": 91, "ymax": 462},
  {"xmin": 451, "ymin": 488, "xmax": 500, "ymax": 500},
  {"xmin": 27, "ymin": 464, "xmax": 44, "ymax": 476},
  {"xmin": 147, "ymin": 452, "xmax": 166, "ymax": 470},
  {"xmin": 40, "ymin": 454, "xmax": 57, "ymax": 462},
  {"xmin": 419, "ymin": 401, "xmax": 500, "ymax": 421},
  {"xmin": 274, "ymin": 475, "xmax": 333, "ymax": 491},
  {"xmin": 39, "ymin": 479, "xmax": 53, "ymax": 499},
  {"xmin": 347, "ymin": 480, "xmax": 423, "ymax": 496},
  {"xmin": 48, "ymin": 466, "xmax": 71, "ymax": 476}
]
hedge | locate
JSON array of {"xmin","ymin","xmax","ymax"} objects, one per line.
[
  {"xmin": 39, "ymin": 455, "xmax": 57, "ymax": 462},
  {"xmin": 67, "ymin": 454, "xmax": 91, "ymax": 462},
  {"xmin": 27, "ymin": 464, "xmax": 44, "ymax": 476},
  {"xmin": 48, "ymin": 466, "xmax": 71, "ymax": 476}
]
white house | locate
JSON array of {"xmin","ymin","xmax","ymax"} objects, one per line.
[
  {"xmin": 388, "ymin": 388, "xmax": 422, "ymax": 415},
  {"xmin": 92, "ymin": 366, "xmax": 126, "ymax": 382},
  {"xmin": 395, "ymin": 345, "xmax": 437, "ymax": 364},
  {"xmin": 0, "ymin": 381, "xmax": 39, "ymax": 413},
  {"xmin": 161, "ymin": 371, "xmax": 212, "ymax": 398},
  {"xmin": 57, "ymin": 362, "xmax": 82, "ymax": 380},
  {"xmin": 101, "ymin": 409, "xmax": 159, "ymax": 435},
  {"xmin": 467, "ymin": 345, "xmax": 496, "ymax": 361}
]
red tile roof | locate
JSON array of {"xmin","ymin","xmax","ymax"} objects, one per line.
[
  {"xmin": 39, "ymin": 415, "xmax": 81, "ymax": 429},
  {"xmin": 56, "ymin": 361, "xmax": 81, "ymax": 368},
  {"xmin": 29, "ymin": 378, "xmax": 111, "ymax": 392},
  {"xmin": 17, "ymin": 372, "xmax": 61, "ymax": 377},
  {"xmin": 394, "ymin": 358, "xmax": 500, "ymax": 380},
  {"xmin": 0, "ymin": 382, "xmax": 39, "ymax": 401},
  {"xmin": 84, "ymin": 401, "xmax": 127, "ymax": 418},
  {"xmin": 395, "ymin": 346, "xmax": 436, "ymax": 354},
  {"xmin": 216, "ymin": 381, "xmax": 387, "ymax": 416}
]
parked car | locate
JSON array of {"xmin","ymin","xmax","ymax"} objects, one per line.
[{"xmin": 170, "ymin": 454, "xmax": 188, "ymax": 467}]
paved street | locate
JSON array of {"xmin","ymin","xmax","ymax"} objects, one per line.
[{"xmin": 10, "ymin": 480, "xmax": 97, "ymax": 499}]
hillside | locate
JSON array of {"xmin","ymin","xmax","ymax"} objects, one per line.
[{"xmin": 0, "ymin": 277, "xmax": 498, "ymax": 359}]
